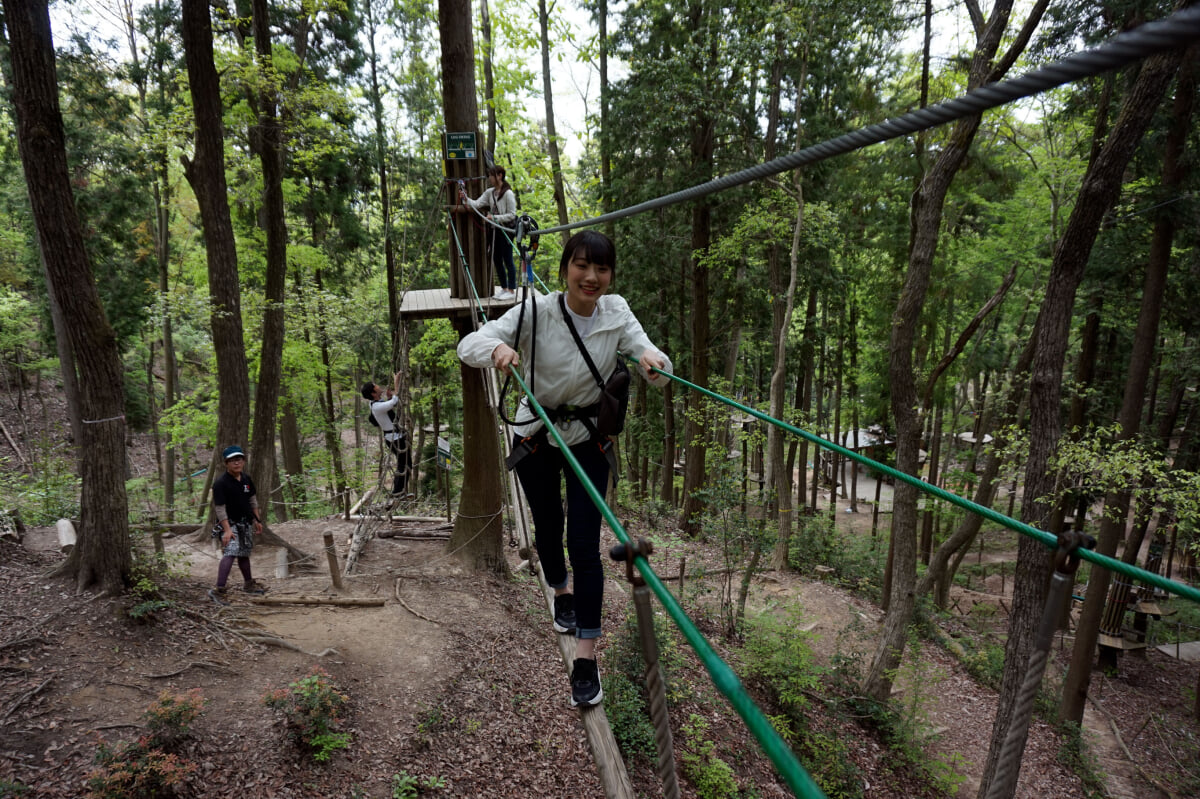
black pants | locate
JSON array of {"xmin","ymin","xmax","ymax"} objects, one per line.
[
  {"xmin": 386, "ymin": 433, "xmax": 412, "ymax": 494},
  {"xmin": 512, "ymin": 434, "xmax": 610, "ymax": 638}
]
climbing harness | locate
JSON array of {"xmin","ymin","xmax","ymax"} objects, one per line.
[
  {"xmin": 514, "ymin": 214, "xmax": 540, "ymax": 286},
  {"xmin": 611, "ymin": 539, "xmax": 681, "ymax": 799}
]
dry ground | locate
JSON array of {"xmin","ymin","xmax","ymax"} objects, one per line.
[{"xmin": 1, "ymin": 500, "xmax": 1198, "ymax": 798}]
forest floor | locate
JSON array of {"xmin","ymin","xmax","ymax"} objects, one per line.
[{"xmin": 2, "ymin": 490, "xmax": 1199, "ymax": 799}]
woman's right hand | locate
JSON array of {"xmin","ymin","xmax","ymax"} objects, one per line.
[{"xmin": 491, "ymin": 343, "xmax": 519, "ymax": 375}]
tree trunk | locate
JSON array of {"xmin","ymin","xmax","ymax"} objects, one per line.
[
  {"xmin": 480, "ymin": 0, "xmax": 496, "ymax": 154},
  {"xmin": 5, "ymin": 0, "xmax": 132, "ymax": 594},
  {"xmin": 1057, "ymin": 45, "xmax": 1191, "ymax": 730},
  {"xmin": 441, "ymin": 0, "xmax": 508, "ymax": 575},
  {"xmin": 538, "ymin": 0, "xmax": 570, "ymax": 241},
  {"xmin": 181, "ymin": 0, "xmax": 251, "ymax": 459},
  {"xmin": 246, "ymin": 0, "xmax": 288, "ymax": 522},
  {"xmin": 865, "ymin": 0, "xmax": 1037, "ymax": 704},
  {"xmin": 364, "ymin": 0, "xmax": 402, "ymax": 366},
  {"xmin": 767, "ymin": 179, "xmax": 803, "ymax": 568},
  {"xmin": 599, "ymin": 0, "xmax": 612, "ymax": 236}
]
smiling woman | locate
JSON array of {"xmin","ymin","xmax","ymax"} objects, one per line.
[{"xmin": 456, "ymin": 229, "xmax": 672, "ymax": 707}]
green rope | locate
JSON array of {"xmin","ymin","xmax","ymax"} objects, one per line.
[
  {"xmin": 635, "ymin": 360, "xmax": 1200, "ymax": 607},
  {"xmin": 506, "ymin": 367, "xmax": 828, "ymax": 799},
  {"xmin": 446, "ymin": 215, "xmax": 490, "ymax": 325}
]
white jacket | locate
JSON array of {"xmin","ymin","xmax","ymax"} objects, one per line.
[
  {"xmin": 464, "ymin": 187, "xmax": 517, "ymax": 227},
  {"xmin": 457, "ymin": 291, "xmax": 672, "ymax": 447}
]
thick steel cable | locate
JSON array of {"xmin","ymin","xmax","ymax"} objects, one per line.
[{"xmin": 535, "ymin": 6, "xmax": 1200, "ymax": 237}]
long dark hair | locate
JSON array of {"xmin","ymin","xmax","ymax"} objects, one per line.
[
  {"xmin": 488, "ymin": 165, "xmax": 511, "ymax": 200},
  {"xmin": 558, "ymin": 230, "xmax": 616, "ymax": 283}
]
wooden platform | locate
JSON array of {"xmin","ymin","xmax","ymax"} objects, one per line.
[
  {"xmin": 398, "ymin": 287, "xmax": 518, "ymax": 321},
  {"xmin": 1132, "ymin": 600, "xmax": 1175, "ymax": 617},
  {"xmin": 1097, "ymin": 632, "xmax": 1147, "ymax": 651}
]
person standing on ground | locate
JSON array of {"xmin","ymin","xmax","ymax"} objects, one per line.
[
  {"xmin": 362, "ymin": 372, "xmax": 412, "ymax": 496},
  {"xmin": 459, "ymin": 165, "xmax": 517, "ymax": 299},
  {"xmin": 457, "ymin": 230, "xmax": 671, "ymax": 707},
  {"xmin": 209, "ymin": 445, "xmax": 267, "ymax": 603}
]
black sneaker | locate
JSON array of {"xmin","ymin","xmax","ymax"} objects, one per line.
[
  {"xmin": 207, "ymin": 587, "xmax": 229, "ymax": 605},
  {"xmin": 570, "ymin": 658, "xmax": 603, "ymax": 707},
  {"xmin": 242, "ymin": 580, "xmax": 268, "ymax": 595},
  {"xmin": 553, "ymin": 593, "xmax": 577, "ymax": 634}
]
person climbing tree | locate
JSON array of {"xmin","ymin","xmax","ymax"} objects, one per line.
[{"xmin": 362, "ymin": 372, "xmax": 412, "ymax": 496}]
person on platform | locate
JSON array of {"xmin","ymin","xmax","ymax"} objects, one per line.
[{"xmin": 459, "ymin": 165, "xmax": 518, "ymax": 300}]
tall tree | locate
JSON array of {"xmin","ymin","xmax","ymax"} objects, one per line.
[
  {"xmin": 864, "ymin": 0, "xmax": 1048, "ymax": 701},
  {"xmin": 4, "ymin": 0, "xmax": 131, "ymax": 593},
  {"xmin": 1055, "ymin": 42, "xmax": 1193, "ymax": 730},
  {"xmin": 538, "ymin": 0, "xmax": 570, "ymax": 238},
  {"xmin": 441, "ymin": 0, "xmax": 508, "ymax": 575},
  {"xmin": 246, "ymin": 0, "xmax": 289, "ymax": 520},
  {"xmin": 180, "ymin": 0, "xmax": 250, "ymax": 459}
]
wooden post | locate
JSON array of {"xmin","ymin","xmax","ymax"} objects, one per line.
[{"xmin": 323, "ymin": 531, "xmax": 343, "ymax": 590}]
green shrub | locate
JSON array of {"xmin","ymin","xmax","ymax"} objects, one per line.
[
  {"xmin": 600, "ymin": 668, "xmax": 657, "ymax": 761},
  {"xmin": 804, "ymin": 730, "xmax": 862, "ymax": 799},
  {"xmin": 0, "ymin": 779, "xmax": 30, "ymax": 797},
  {"xmin": 680, "ymin": 714, "xmax": 739, "ymax": 799},
  {"xmin": 263, "ymin": 667, "xmax": 351, "ymax": 762},
  {"xmin": 85, "ymin": 737, "xmax": 196, "ymax": 799},
  {"xmin": 742, "ymin": 608, "xmax": 819, "ymax": 723}
]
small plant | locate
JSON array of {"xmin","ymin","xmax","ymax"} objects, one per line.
[
  {"xmin": 263, "ymin": 666, "xmax": 351, "ymax": 762},
  {"xmin": 85, "ymin": 737, "xmax": 197, "ymax": 799},
  {"xmin": 680, "ymin": 714, "xmax": 739, "ymax": 799},
  {"xmin": 144, "ymin": 689, "xmax": 206, "ymax": 750},
  {"xmin": 0, "ymin": 779, "xmax": 30, "ymax": 797},
  {"xmin": 601, "ymin": 668, "xmax": 657, "ymax": 761},
  {"xmin": 391, "ymin": 771, "xmax": 446, "ymax": 798},
  {"xmin": 1056, "ymin": 720, "xmax": 1106, "ymax": 798},
  {"xmin": 742, "ymin": 608, "xmax": 820, "ymax": 725}
]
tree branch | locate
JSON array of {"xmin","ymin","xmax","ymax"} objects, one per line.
[
  {"xmin": 989, "ymin": 0, "xmax": 1052, "ymax": 82},
  {"xmin": 922, "ymin": 262, "xmax": 1019, "ymax": 410}
]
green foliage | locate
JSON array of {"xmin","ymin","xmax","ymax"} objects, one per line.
[
  {"xmin": 262, "ymin": 667, "xmax": 352, "ymax": 763},
  {"xmin": 390, "ymin": 771, "xmax": 446, "ymax": 798},
  {"xmin": 802, "ymin": 730, "xmax": 862, "ymax": 799},
  {"xmin": 85, "ymin": 736, "xmax": 196, "ymax": 799},
  {"xmin": 600, "ymin": 667, "xmax": 658, "ymax": 762},
  {"xmin": 679, "ymin": 714, "xmax": 739, "ymax": 799},
  {"xmin": 143, "ymin": 690, "xmax": 206, "ymax": 751},
  {"xmin": 786, "ymin": 515, "xmax": 883, "ymax": 600},
  {"xmin": 1055, "ymin": 721, "xmax": 1106, "ymax": 799},
  {"xmin": 123, "ymin": 534, "xmax": 190, "ymax": 623},
  {"xmin": 741, "ymin": 608, "xmax": 820, "ymax": 723},
  {"xmin": 602, "ymin": 605, "xmax": 684, "ymax": 761},
  {"xmin": 958, "ymin": 639, "xmax": 1005, "ymax": 690},
  {"xmin": 0, "ymin": 779, "xmax": 30, "ymax": 797},
  {"xmin": 0, "ymin": 452, "xmax": 79, "ymax": 526}
]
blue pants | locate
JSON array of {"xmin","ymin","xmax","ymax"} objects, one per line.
[{"xmin": 513, "ymin": 434, "xmax": 610, "ymax": 638}]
